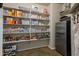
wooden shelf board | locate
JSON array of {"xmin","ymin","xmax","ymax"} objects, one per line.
[
  {"xmin": 70, "ymin": 3, "xmax": 79, "ymax": 13},
  {"xmin": 60, "ymin": 10, "xmax": 70, "ymax": 16}
]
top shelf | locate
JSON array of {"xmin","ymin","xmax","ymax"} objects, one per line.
[
  {"xmin": 60, "ymin": 3, "xmax": 79, "ymax": 17},
  {"xmin": 3, "ymin": 6, "xmax": 49, "ymax": 16},
  {"xmin": 3, "ymin": 6, "xmax": 30, "ymax": 13}
]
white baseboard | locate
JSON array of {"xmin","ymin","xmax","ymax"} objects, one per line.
[
  {"xmin": 48, "ymin": 46, "xmax": 55, "ymax": 50},
  {"xmin": 17, "ymin": 45, "xmax": 48, "ymax": 51}
]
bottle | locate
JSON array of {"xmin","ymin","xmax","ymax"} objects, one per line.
[
  {"xmin": 7, "ymin": 18, "xmax": 10, "ymax": 24},
  {"xmin": 10, "ymin": 18, "xmax": 13, "ymax": 24},
  {"xmin": 12, "ymin": 10, "xmax": 15, "ymax": 16},
  {"xmin": 3, "ymin": 18, "xmax": 7, "ymax": 24}
]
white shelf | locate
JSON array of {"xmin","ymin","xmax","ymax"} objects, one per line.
[
  {"xmin": 3, "ymin": 6, "xmax": 49, "ymax": 17},
  {"xmin": 3, "ymin": 24, "xmax": 49, "ymax": 27},
  {"xmin": 31, "ymin": 31, "xmax": 49, "ymax": 33},
  {"xmin": 3, "ymin": 15, "xmax": 30, "ymax": 19},
  {"xmin": 3, "ymin": 39, "xmax": 37, "ymax": 44},
  {"xmin": 3, "ymin": 24, "xmax": 30, "ymax": 26},
  {"xmin": 3, "ymin": 32, "xmax": 30, "ymax": 34},
  {"xmin": 3, "ymin": 6, "xmax": 30, "ymax": 13},
  {"xmin": 31, "ymin": 25, "xmax": 49, "ymax": 27},
  {"xmin": 3, "ymin": 31, "xmax": 49, "ymax": 34},
  {"xmin": 31, "ymin": 10, "xmax": 49, "ymax": 16},
  {"xmin": 31, "ymin": 18, "xmax": 49, "ymax": 21},
  {"xmin": 3, "ymin": 15, "xmax": 49, "ymax": 21},
  {"xmin": 3, "ymin": 38, "xmax": 50, "ymax": 44},
  {"xmin": 39, "ymin": 38, "xmax": 50, "ymax": 40}
]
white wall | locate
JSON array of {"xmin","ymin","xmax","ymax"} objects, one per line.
[
  {"xmin": 0, "ymin": 8, "xmax": 3, "ymax": 56},
  {"xmin": 48, "ymin": 3, "xmax": 62, "ymax": 49}
]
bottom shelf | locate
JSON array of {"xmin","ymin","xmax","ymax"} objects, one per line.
[
  {"xmin": 3, "ymin": 38, "xmax": 49, "ymax": 56},
  {"xmin": 3, "ymin": 44, "xmax": 16, "ymax": 56}
]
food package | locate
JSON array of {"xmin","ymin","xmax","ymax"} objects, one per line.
[{"xmin": 8, "ymin": 9, "xmax": 12, "ymax": 16}]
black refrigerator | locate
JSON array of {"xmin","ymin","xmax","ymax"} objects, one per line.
[{"xmin": 55, "ymin": 17, "xmax": 71, "ymax": 56}]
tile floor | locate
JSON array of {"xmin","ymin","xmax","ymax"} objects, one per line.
[{"xmin": 16, "ymin": 46, "xmax": 62, "ymax": 56}]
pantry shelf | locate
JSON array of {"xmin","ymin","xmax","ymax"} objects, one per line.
[
  {"xmin": 38, "ymin": 38, "xmax": 50, "ymax": 40},
  {"xmin": 31, "ymin": 12, "xmax": 49, "ymax": 17},
  {"xmin": 3, "ymin": 15, "xmax": 30, "ymax": 20},
  {"xmin": 3, "ymin": 6, "xmax": 49, "ymax": 16},
  {"xmin": 3, "ymin": 32, "xmax": 30, "ymax": 34},
  {"xmin": 3, "ymin": 6, "xmax": 30, "ymax": 13},
  {"xmin": 4, "ymin": 15, "xmax": 49, "ymax": 21},
  {"xmin": 31, "ymin": 31, "xmax": 50, "ymax": 33},
  {"xmin": 3, "ymin": 24, "xmax": 31, "ymax": 26},
  {"xmin": 3, "ymin": 31, "xmax": 49, "ymax": 34},
  {"xmin": 3, "ymin": 39, "xmax": 37, "ymax": 44},
  {"xmin": 31, "ymin": 10, "xmax": 49, "ymax": 17},
  {"xmin": 31, "ymin": 25, "xmax": 49, "ymax": 27},
  {"xmin": 3, "ymin": 38, "xmax": 50, "ymax": 44},
  {"xmin": 3, "ymin": 24, "xmax": 49, "ymax": 27},
  {"xmin": 31, "ymin": 18, "xmax": 49, "ymax": 21},
  {"xmin": 3, "ymin": 4, "xmax": 50, "ymax": 56},
  {"xmin": 70, "ymin": 3, "xmax": 79, "ymax": 13}
]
